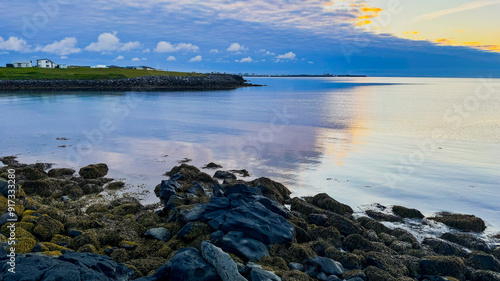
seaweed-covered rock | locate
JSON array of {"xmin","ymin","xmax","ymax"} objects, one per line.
[
  {"xmin": 178, "ymin": 222, "xmax": 211, "ymax": 241},
  {"xmin": 33, "ymin": 215, "xmax": 64, "ymax": 241},
  {"xmin": 21, "ymin": 179, "xmax": 57, "ymax": 197},
  {"xmin": 470, "ymin": 270, "xmax": 500, "ymax": 281},
  {"xmin": 220, "ymin": 231, "xmax": 269, "ymax": 262},
  {"xmin": 214, "ymin": 170, "xmax": 237, "ymax": 180},
  {"xmin": 365, "ymin": 251, "xmax": 409, "ymax": 277},
  {"xmin": 79, "ymin": 163, "xmax": 109, "ymax": 179},
  {"xmin": 365, "ymin": 210, "xmax": 402, "ymax": 223},
  {"xmin": 467, "ymin": 252, "xmax": 500, "ymax": 271},
  {"xmin": 391, "ymin": 205, "xmax": 424, "ymax": 219},
  {"xmin": 422, "ymin": 238, "xmax": 468, "ymax": 257},
  {"xmin": 344, "ymin": 234, "xmax": 396, "ymax": 255},
  {"xmin": 323, "ymin": 214, "xmax": 364, "ymax": 237},
  {"xmin": 304, "ymin": 256, "xmax": 345, "ymax": 277},
  {"xmin": 21, "ymin": 167, "xmax": 48, "ymax": 180},
  {"xmin": 363, "ymin": 266, "xmax": 396, "ymax": 281},
  {"xmin": 429, "ymin": 212, "xmax": 486, "ymax": 232},
  {"xmin": 310, "ymin": 193, "xmax": 353, "ymax": 215},
  {"xmin": 107, "ymin": 181, "xmax": 125, "ymax": 190},
  {"xmin": 248, "ymin": 177, "xmax": 291, "ymax": 204},
  {"xmin": 201, "ymin": 241, "xmax": 247, "ymax": 281},
  {"xmin": 419, "ymin": 256, "xmax": 466, "ymax": 280},
  {"xmin": 440, "ymin": 232, "xmax": 490, "ymax": 253},
  {"xmin": 324, "ymin": 247, "xmax": 364, "ymax": 270},
  {"xmin": 169, "ymin": 247, "xmax": 220, "ymax": 281},
  {"xmin": 48, "ymin": 168, "xmax": 75, "ymax": 178}
]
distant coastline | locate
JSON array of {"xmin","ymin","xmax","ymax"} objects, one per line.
[{"xmin": 242, "ymin": 74, "xmax": 367, "ymax": 77}]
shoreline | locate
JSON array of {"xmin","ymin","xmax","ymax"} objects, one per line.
[
  {"xmin": 0, "ymin": 74, "xmax": 261, "ymax": 92},
  {"xmin": 1, "ymin": 157, "xmax": 499, "ymax": 280}
]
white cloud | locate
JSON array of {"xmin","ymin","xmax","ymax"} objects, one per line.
[
  {"xmin": 258, "ymin": 49, "xmax": 275, "ymax": 55},
  {"xmin": 141, "ymin": 57, "xmax": 147, "ymax": 61},
  {"xmin": 227, "ymin": 43, "xmax": 247, "ymax": 52},
  {"xmin": 60, "ymin": 56, "xmax": 68, "ymax": 59},
  {"xmin": 85, "ymin": 32, "xmax": 141, "ymax": 52},
  {"xmin": 210, "ymin": 49, "xmax": 219, "ymax": 53},
  {"xmin": 36, "ymin": 37, "xmax": 81, "ymax": 56},
  {"xmin": 275, "ymin": 51, "xmax": 296, "ymax": 61},
  {"xmin": 155, "ymin": 41, "xmax": 199, "ymax": 53},
  {"xmin": 143, "ymin": 48, "xmax": 151, "ymax": 53},
  {"xmin": 116, "ymin": 55, "xmax": 124, "ymax": 60},
  {"xmin": 189, "ymin": 55, "xmax": 202, "ymax": 62},
  {"xmin": 308, "ymin": 61, "xmax": 314, "ymax": 64},
  {"xmin": 131, "ymin": 57, "xmax": 140, "ymax": 61},
  {"xmin": 166, "ymin": 56, "xmax": 176, "ymax": 61},
  {"xmin": 0, "ymin": 36, "xmax": 30, "ymax": 52},
  {"xmin": 414, "ymin": 0, "xmax": 500, "ymax": 22},
  {"xmin": 236, "ymin": 56, "xmax": 253, "ymax": 63}
]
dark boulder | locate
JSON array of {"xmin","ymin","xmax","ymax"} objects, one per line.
[
  {"xmin": 248, "ymin": 177, "xmax": 291, "ymax": 204},
  {"xmin": 187, "ymin": 182, "xmax": 205, "ymax": 196},
  {"xmin": 365, "ymin": 210, "xmax": 403, "ymax": 223},
  {"xmin": 169, "ymin": 247, "xmax": 221, "ymax": 281},
  {"xmin": 470, "ymin": 270, "xmax": 500, "ymax": 281},
  {"xmin": 144, "ymin": 227, "xmax": 171, "ymax": 242},
  {"xmin": 310, "ymin": 193, "xmax": 353, "ymax": 215},
  {"xmin": 224, "ymin": 184, "xmax": 262, "ymax": 197},
  {"xmin": 249, "ymin": 267, "xmax": 281, "ymax": 281},
  {"xmin": 467, "ymin": 252, "xmax": 500, "ymax": 271},
  {"xmin": 323, "ymin": 213, "xmax": 364, "ymax": 236},
  {"xmin": 308, "ymin": 214, "xmax": 329, "ymax": 226},
  {"xmin": 422, "ymin": 238, "xmax": 468, "ymax": 257},
  {"xmin": 304, "ymin": 256, "xmax": 345, "ymax": 276},
  {"xmin": 419, "ymin": 256, "xmax": 467, "ymax": 280},
  {"xmin": 203, "ymin": 162, "xmax": 223, "ymax": 169},
  {"xmin": 429, "ymin": 212, "xmax": 486, "ymax": 232},
  {"xmin": 391, "ymin": 205, "xmax": 424, "ymax": 219},
  {"xmin": 158, "ymin": 180, "xmax": 180, "ymax": 203},
  {"xmin": 79, "ymin": 164, "xmax": 109, "ymax": 179},
  {"xmin": 214, "ymin": 170, "xmax": 237, "ymax": 180},
  {"xmin": 220, "ymin": 231, "xmax": 269, "ymax": 261},
  {"xmin": 48, "ymin": 168, "xmax": 76, "ymax": 178},
  {"xmin": 440, "ymin": 232, "xmax": 490, "ymax": 253}
]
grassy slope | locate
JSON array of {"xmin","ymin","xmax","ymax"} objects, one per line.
[{"xmin": 0, "ymin": 67, "xmax": 205, "ymax": 80}]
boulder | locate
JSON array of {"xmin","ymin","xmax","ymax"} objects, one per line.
[
  {"xmin": 308, "ymin": 214, "xmax": 329, "ymax": 226},
  {"xmin": 467, "ymin": 252, "xmax": 500, "ymax": 271},
  {"xmin": 440, "ymin": 232, "xmax": 490, "ymax": 253},
  {"xmin": 344, "ymin": 234, "xmax": 396, "ymax": 255},
  {"xmin": 178, "ymin": 222, "xmax": 212, "ymax": 241},
  {"xmin": 429, "ymin": 212, "xmax": 486, "ymax": 232},
  {"xmin": 304, "ymin": 256, "xmax": 345, "ymax": 276},
  {"xmin": 391, "ymin": 205, "xmax": 424, "ymax": 219},
  {"xmin": 220, "ymin": 231, "xmax": 269, "ymax": 262},
  {"xmin": 365, "ymin": 210, "xmax": 402, "ymax": 223},
  {"xmin": 203, "ymin": 162, "xmax": 223, "ymax": 169},
  {"xmin": 144, "ymin": 227, "xmax": 171, "ymax": 242},
  {"xmin": 310, "ymin": 193, "xmax": 353, "ymax": 215},
  {"xmin": 187, "ymin": 182, "xmax": 205, "ymax": 196},
  {"xmin": 365, "ymin": 252, "xmax": 409, "ymax": 277},
  {"xmin": 224, "ymin": 184, "xmax": 263, "ymax": 197},
  {"xmin": 0, "ymin": 180, "xmax": 9, "ymax": 197},
  {"xmin": 419, "ymin": 256, "xmax": 467, "ymax": 280},
  {"xmin": 363, "ymin": 266, "xmax": 396, "ymax": 281},
  {"xmin": 106, "ymin": 181, "xmax": 125, "ymax": 190},
  {"xmin": 470, "ymin": 270, "xmax": 500, "ymax": 281},
  {"xmin": 248, "ymin": 177, "xmax": 291, "ymax": 204},
  {"xmin": 249, "ymin": 268, "xmax": 281, "ymax": 281},
  {"xmin": 288, "ymin": 262, "xmax": 304, "ymax": 271},
  {"xmin": 48, "ymin": 168, "xmax": 75, "ymax": 178},
  {"xmin": 214, "ymin": 170, "xmax": 237, "ymax": 180},
  {"xmin": 158, "ymin": 180, "xmax": 180, "ymax": 203},
  {"xmin": 79, "ymin": 164, "xmax": 109, "ymax": 179},
  {"xmin": 323, "ymin": 214, "xmax": 364, "ymax": 236},
  {"xmin": 201, "ymin": 241, "xmax": 247, "ymax": 281},
  {"xmin": 169, "ymin": 247, "xmax": 221, "ymax": 281},
  {"xmin": 422, "ymin": 238, "xmax": 468, "ymax": 257}
]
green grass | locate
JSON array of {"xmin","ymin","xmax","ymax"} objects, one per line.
[{"xmin": 0, "ymin": 67, "xmax": 205, "ymax": 80}]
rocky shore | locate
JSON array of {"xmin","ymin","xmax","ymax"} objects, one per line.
[
  {"xmin": 0, "ymin": 74, "xmax": 258, "ymax": 91},
  {"xmin": 1, "ymin": 157, "xmax": 500, "ymax": 281}
]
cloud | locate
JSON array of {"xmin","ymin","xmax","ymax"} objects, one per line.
[
  {"xmin": 60, "ymin": 56, "xmax": 68, "ymax": 59},
  {"xmin": 414, "ymin": 0, "xmax": 500, "ymax": 22},
  {"xmin": 210, "ymin": 49, "xmax": 219, "ymax": 53},
  {"xmin": 143, "ymin": 48, "xmax": 151, "ymax": 53},
  {"xmin": 308, "ymin": 61, "xmax": 314, "ymax": 64},
  {"xmin": 85, "ymin": 32, "xmax": 141, "ymax": 52},
  {"xmin": 36, "ymin": 37, "xmax": 81, "ymax": 56},
  {"xmin": 275, "ymin": 52, "xmax": 296, "ymax": 61},
  {"xmin": 189, "ymin": 55, "xmax": 202, "ymax": 62},
  {"xmin": 0, "ymin": 36, "xmax": 30, "ymax": 52},
  {"xmin": 115, "ymin": 55, "xmax": 124, "ymax": 60},
  {"xmin": 131, "ymin": 57, "xmax": 140, "ymax": 61},
  {"xmin": 166, "ymin": 56, "xmax": 176, "ymax": 61},
  {"xmin": 235, "ymin": 56, "xmax": 253, "ymax": 63},
  {"xmin": 227, "ymin": 43, "xmax": 247, "ymax": 52},
  {"xmin": 155, "ymin": 42, "xmax": 199, "ymax": 53}
]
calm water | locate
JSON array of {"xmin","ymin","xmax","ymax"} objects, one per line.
[{"xmin": 1, "ymin": 77, "xmax": 499, "ymax": 231}]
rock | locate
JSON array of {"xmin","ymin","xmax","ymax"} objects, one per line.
[
  {"xmin": 251, "ymin": 195, "xmax": 289, "ymax": 218},
  {"xmin": 48, "ymin": 168, "xmax": 75, "ymax": 178},
  {"xmin": 365, "ymin": 210, "xmax": 403, "ymax": 223},
  {"xmin": 342, "ymin": 270, "xmax": 366, "ymax": 281},
  {"xmin": 308, "ymin": 214, "xmax": 329, "ymax": 226},
  {"xmin": 249, "ymin": 268, "xmax": 281, "ymax": 281},
  {"xmin": 388, "ymin": 240, "xmax": 412, "ymax": 253},
  {"xmin": 323, "ymin": 214, "xmax": 364, "ymax": 237},
  {"xmin": 21, "ymin": 179, "xmax": 57, "ymax": 197},
  {"xmin": 316, "ymin": 272, "xmax": 328, "ymax": 280},
  {"xmin": 170, "ymin": 173, "xmax": 184, "ymax": 181},
  {"xmin": 61, "ymin": 195, "xmax": 71, "ymax": 203},
  {"xmin": 363, "ymin": 266, "xmax": 396, "ymax": 281},
  {"xmin": 467, "ymin": 252, "xmax": 500, "ymax": 271},
  {"xmin": 178, "ymin": 222, "xmax": 211, "ymax": 241},
  {"xmin": 419, "ymin": 256, "xmax": 467, "ymax": 280},
  {"xmin": 288, "ymin": 262, "xmax": 304, "ymax": 271},
  {"xmin": 391, "ymin": 205, "xmax": 424, "ymax": 219},
  {"xmin": 220, "ymin": 231, "xmax": 269, "ymax": 261},
  {"xmin": 203, "ymin": 162, "xmax": 223, "ymax": 169},
  {"xmin": 0, "ymin": 180, "xmax": 9, "ymax": 197},
  {"xmin": 107, "ymin": 181, "xmax": 125, "ymax": 190},
  {"xmin": 158, "ymin": 180, "xmax": 180, "ymax": 203},
  {"xmin": 169, "ymin": 247, "xmax": 220, "ymax": 281},
  {"xmin": 248, "ymin": 177, "xmax": 291, "ymax": 204},
  {"xmin": 187, "ymin": 182, "xmax": 205, "ymax": 196},
  {"xmin": 422, "ymin": 238, "xmax": 468, "ymax": 257},
  {"xmin": 324, "ymin": 247, "xmax": 364, "ymax": 270},
  {"xmin": 429, "ymin": 212, "xmax": 486, "ymax": 232},
  {"xmin": 357, "ymin": 217, "xmax": 391, "ymax": 234},
  {"xmin": 440, "ymin": 232, "xmax": 490, "ymax": 253},
  {"xmin": 79, "ymin": 163, "xmax": 109, "ymax": 179},
  {"xmin": 214, "ymin": 170, "xmax": 237, "ymax": 180},
  {"xmin": 201, "ymin": 241, "xmax": 247, "ymax": 281},
  {"xmin": 304, "ymin": 256, "xmax": 345, "ymax": 276},
  {"xmin": 224, "ymin": 184, "xmax": 263, "ymax": 197},
  {"xmin": 144, "ymin": 227, "xmax": 171, "ymax": 242},
  {"xmin": 68, "ymin": 229, "xmax": 83, "ymax": 237},
  {"xmin": 309, "ymin": 226, "xmax": 342, "ymax": 247},
  {"xmin": 230, "ymin": 170, "xmax": 250, "ymax": 177},
  {"xmin": 0, "ymin": 212, "xmax": 15, "ymax": 227},
  {"xmin": 470, "ymin": 270, "xmax": 500, "ymax": 281},
  {"xmin": 344, "ymin": 234, "xmax": 396, "ymax": 255},
  {"xmin": 184, "ymin": 204, "xmax": 207, "ymax": 221},
  {"xmin": 120, "ymin": 241, "xmax": 138, "ymax": 250},
  {"xmin": 33, "ymin": 215, "xmax": 64, "ymax": 241},
  {"xmin": 310, "ymin": 193, "xmax": 353, "ymax": 215},
  {"xmin": 365, "ymin": 252, "xmax": 409, "ymax": 277}
]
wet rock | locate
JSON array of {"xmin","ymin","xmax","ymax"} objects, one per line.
[
  {"xmin": 308, "ymin": 214, "xmax": 329, "ymax": 226},
  {"xmin": 429, "ymin": 212, "xmax": 486, "ymax": 232},
  {"xmin": 201, "ymin": 241, "xmax": 247, "ymax": 281},
  {"xmin": 79, "ymin": 163, "xmax": 109, "ymax": 179},
  {"xmin": 391, "ymin": 205, "xmax": 424, "ymax": 219},
  {"xmin": 0, "ymin": 180, "xmax": 9, "ymax": 197},
  {"xmin": 365, "ymin": 251, "xmax": 409, "ymax": 277},
  {"xmin": 220, "ymin": 231, "xmax": 269, "ymax": 261},
  {"xmin": 68, "ymin": 230, "xmax": 83, "ymax": 237},
  {"xmin": 248, "ymin": 177, "xmax": 291, "ymax": 204},
  {"xmin": 158, "ymin": 180, "xmax": 180, "ymax": 203},
  {"xmin": 288, "ymin": 262, "xmax": 304, "ymax": 271},
  {"xmin": 310, "ymin": 193, "xmax": 353, "ymax": 215},
  {"xmin": 304, "ymin": 256, "xmax": 345, "ymax": 277},
  {"xmin": 144, "ymin": 227, "xmax": 171, "ymax": 242},
  {"xmin": 224, "ymin": 184, "xmax": 263, "ymax": 197},
  {"xmin": 107, "ymin": 181, "xmax": 125, "ymax": 190},
  {"xmin": 169, "ymin": 247, "xmax": 220, "ymax": 281},
  {"xmin": 344, "ymin": 234, "xmax": 396, "ymax": 255},
  {"xmin": 440, "ymin": 232, "xmax": 490, "ymax": 253},
  {"xmin": 422, "ymin": 238, "xmax": 468, "ymax": 257},
  {"xmin": 187, "ymin": 182, "xmax": 205, "ymax": 196},
  {"xmin": 214, "ymin": 170, "xmax": 237, "ymax": 180},
  {"xmin": 323, "ymin": 214, "xmax": 364, "ymax": 236},
  {"xmin": 365, "ymin": 210, "xmax": 403, "ymax": 223},
  {"xmin": 249, "ymin": 267, "xmax": 281, "ymax": 281},
  {"xmin": 203, "ymin": 162, "xmax": 223, "ymax": 169},
  {"xmin": 419, "ymin": 256, "xmax": 466, "ymax": 280},
  {"xmin": 467, "ymin": 252, "xmax": 500, "ymax": 271},
  {"xmin": 48, "ymin": 168, "xmax": 75, "ymax": 178},
  {"xmin": 470, "ymin": 270, "xmax": 500, "ymax": 281}
]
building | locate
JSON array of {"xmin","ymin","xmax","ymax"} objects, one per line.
[
  {"xmin": 37, "ymin": 59, "xmax": 56, "ymax": 68},
  {"xmin": 57, "ymin": 64, "xmax": 67, "ymax": 69},
  {"xmin": 91, "ymin": 65, "xmax": 108, "ymax": 68},
  {"xmin": 12, "ymin": 61, "xmax": 32, "ymax": 68},
  {"xmin": 139, "ymin": 66, "xmax": 155, "ymax": 70}
]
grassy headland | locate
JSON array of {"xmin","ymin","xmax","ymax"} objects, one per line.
[{"xmin": 0, "ymin": 67, "xmax": 205, "ymax": 80}]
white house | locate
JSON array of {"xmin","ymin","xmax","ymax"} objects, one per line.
[
  {"xmin": 57, "ymin": 64, "xmax": 68, "ymax": 69},
  {"xmin": 37, "ymin": 59, "xmax": 56, "ymax": 68},
  {"xmin": 13, "ymin": 61, "xmax": 32, "ymax": 68}
]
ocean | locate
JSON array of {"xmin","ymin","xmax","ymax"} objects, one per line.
[{"xmin": 1, "ymin": 77, "xmax": 499, "ymax": 231}]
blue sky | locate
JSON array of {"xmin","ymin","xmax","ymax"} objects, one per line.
[{"xmin": 1, "ymin": 0, "xmax": 499, "ymax": 76}]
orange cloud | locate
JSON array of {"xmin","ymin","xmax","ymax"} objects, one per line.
[
  {"xmin": 357, "ymin": 20, "xmax": 371, "ymax": 26},
  {"xmin": 436, "ymin": 38, "xmax": 452, "ymax": 44},
  {"xmin": 362, "ymin": 7, "xmax": 383, "ymax": 13}
]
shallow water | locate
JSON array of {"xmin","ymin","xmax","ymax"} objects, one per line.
[{"xmin": 1, "ymin": 77, "xmax": 499, "ymax": 231}]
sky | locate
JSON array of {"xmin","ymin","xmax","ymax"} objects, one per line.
[{"xmin": 0, "ymin": 0, "xmax": 499, "ymax": 77}]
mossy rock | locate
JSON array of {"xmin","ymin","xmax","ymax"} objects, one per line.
[
  {"xmin": 365, "ymin": 251, "xmax": 409, "ymax": 277},
  {"xmin": 0, "ymin": 196, "xmax": 25, "ymax": 215},
  {"xmin": 290, "ymin": 197, "xmax": 326, "ymax": 217},
  {"xmin": 39, "ymin": 242, "xmax": 69, "ymax": 252},
  {"xmin": 79, "ymin": 164, "xmax": 109, "ymax": 179},
  {"xmin": 51, "ymin": 234, "xmax": 72, "ymax": 246},
  {"xmin": 392, "ymin": 205, "xmax": 424, "ymax": 219},
  {"xmin": 41, "ymin": 250, "xmax": 63, "ymax": 257},
  {"xmin": 16, "ymin": 237, "xmax": 37, "ymax": 254},
  {"xmin": 48, "ymin": 168, "xmax": 75, "ymax": 178},
  {"xmin": 81, "ymin": 184, "xmax": 104, "ymax": 195},
  {"xmin": 96, "ymin": 228, "xmax": 128, "ymax": 247},
  {"xmin": 419, "ymin": 256, "xmax": 467, "ymax": 280},
  {"xmin": 33, "ymin": 215, "xmax": 64, "ymax": 241},
  {"xmin": 6, "ymin": 227, "xmax": 35, "ymax": 240},
  {"xmin": 342, "ymin": 269, "xmax": 365, "ymax": 280},
  {"xmin": 21, "ymin": 179, "xmax": 57, "ymax": 197},
  {"xmin": 325, "ymin": 246, "xmax": 364, "ymax": 270},
  {"xmin": 37, "ymin": 205, "xmax": 65, "ymax": 222},
  {"xmin": 177, "ymin": 222, "xmax": 211, "ymax": 242},
  {"xmin": 131, "ymin": 239, "xmax": 168, "ymax": 259},
  {"xmin": 64, "ymin": 216, "xmax": 94, "ymax": 231},
  {"xmin": 71, "ymin": 230, "xmax": 100, "ymax": 249},
  {"xmin": 344, "ymin": 234, "xmax": 396, "ymax": 255},
  {"xmin": 364, "ymin": 266, "xmax": 397, "ymax": 281},
  {"xmin": 111, "ymin": 203, "xmax": 141, "ymax": 216},
  {"xmin": 61, "ymin": 183, "xmax": 84, "ymax": 199},
  {"xmin": 156, "ymin": 245, "xmax": 173, "ymax": 258},
  {"xmin": 279, "ymin": 270, "xmax": 314, "ymax": 281},
  {"xmin": 120, "ymin": 240, "xmax": 139, "ymax": 250},
  {"xmin": 272, "ymin": 243, "xmax": 316, "ymax": 263},
  {"xmin": 77, "ymin": 244, "xmax": 99, "ymax": 254},
  {"xmin": 20, "ymin": 167, "xmax": 48, "ymax": 181},
  {"xmin": 136, "ymin": 212, "xmax": 161, "ymax": 228},
  {"xmin": 126, "ymin": 258, "xmax": 167, "ymax": 277},
  {"xmin": 309, "ymin": 193, "xmax": 353, "ymax": 215},
  {"xmin": 260, "ymin": 256, "xmax": 289, "ymax": 271},
  {"xmin": 429, "ymin": 212, "xmax": 486, "ymax": 232},
  {"xmin": 86, "ymin": 203, "xmax": 110, "ymax": 214},
  {"xmin": 308, "ymin": 226, "xmax": 342, "ymax": 247},
  {"xmin": 107, "ymin": 181, "xmax": 125, "ymax": 190},
  {"xmin": 110, "ymin": 248, "xmax": 129, "ymax": 263},
  {"xmin": 248, "ymin": 177, "xmax": 291, "ymax": 204}
]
